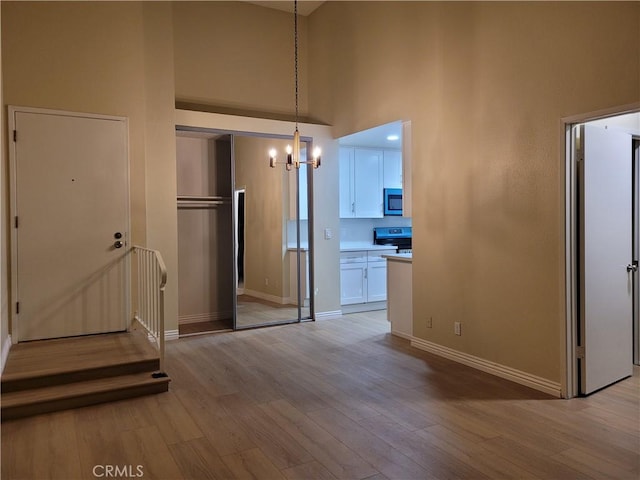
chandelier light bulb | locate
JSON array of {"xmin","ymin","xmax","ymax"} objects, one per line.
[
  {"xmin": 312, "ymin": 146, "xmax": 322, "ymax": 168},
  {"xmin": 269, "ymin": 148, "xmax": 278, "ymax": 167}
]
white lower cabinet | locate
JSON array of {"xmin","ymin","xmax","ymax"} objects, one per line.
[
  {"xmin": 340, "ymin": 249, "xmax": 395, "ymax": 305},
  {"xmin": 340, "ymin": 262, "xmax": 367, "ymax": 305}
]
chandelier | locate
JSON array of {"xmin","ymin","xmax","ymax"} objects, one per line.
[{"xmin": 269, "ymin": 0, "xmax": 321, "ymax": 171}]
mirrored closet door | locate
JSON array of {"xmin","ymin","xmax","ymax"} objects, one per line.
[
  {"xmin": 233, "ymin": 134, "xmax": 312, "ymax": 329},
  {"xmin": 175, "ymin": 128, "xmax": 313, "ymax": 336}
]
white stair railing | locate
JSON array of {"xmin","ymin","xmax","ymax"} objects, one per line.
[{"xmin": 132, "ymin": 246, "xmax": 167, "ymax": 376}]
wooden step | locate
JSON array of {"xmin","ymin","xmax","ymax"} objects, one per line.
[
  {"xmin": 1, "ymin": 358, "xmax": 160, "ymax": 393},
  {"xmin": 1, "ymin": 372, "xmax": 170, "ymax": 421},
  {"xmin": 2, "ymin": 329, "xmax": 160, "ymax": 392},
  {"xmin": 1, "ymin": 328, "xmax": 170, "ymax": 421}
]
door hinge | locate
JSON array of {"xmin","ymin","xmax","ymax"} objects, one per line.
[
  {"xmin": 14, "ymin": 216, "xmax": 18, "ymax": 229},
  {"xmin": 576, "ymin": 346, "xmax": 585, "ymax": 359},
  {"xmin": 13, "ymin": 130, "xmax": 17, "ymax": 142},
  {"xmin": 16, "ymin": 302, "xmax": 20, "ymax": 314}
]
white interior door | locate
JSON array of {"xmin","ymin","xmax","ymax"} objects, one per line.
[
  {"xmin": 11, "ymin": 108, "xmax": 129, "ymax": 341},
  {"xmin": 579, "ymin": 123, "xmax": 633, "ymax": 394}
]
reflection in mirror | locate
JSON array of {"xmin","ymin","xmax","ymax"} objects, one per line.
[
  {"xmin": 288, "ymin": 159, "xmax": 311, "ymax": 321},
  {"xmin": 233, "ymin": 135, "xmax": 311, "ymax": 328}
]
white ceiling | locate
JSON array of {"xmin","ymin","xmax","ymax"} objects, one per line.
[
  {"xmin": 339, "ymin": 121, "xmax": 403, "ymax": 149},
  {"xmin": 246, "ymin": 1, "xmax": 326, "ymax": 16},
  {"xmin": 588, "ymin": 112, "xmax": 640, "ymax": 132}
]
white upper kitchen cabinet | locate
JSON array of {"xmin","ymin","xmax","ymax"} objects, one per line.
[
  {"xmin": 339, "ymin": 146, "xmax": 384, "ymax": 218},
  {"xmin": 383, "ymin": 150, "xmax": 402, "ymax": 189},
  {"xmin": 339, "ymin": 147, "xmax": 355, "ymax": 218},
  {"xmin": 354, "ymin": 148, "xmax": 384, "ymax": 218}
]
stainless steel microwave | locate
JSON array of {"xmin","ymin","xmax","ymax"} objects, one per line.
[{"xmin": 383, "ymin": 188, "xmax": 403, "ymax": 216}]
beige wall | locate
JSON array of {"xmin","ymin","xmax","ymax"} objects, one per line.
[
  {"xmin": 309, "ymin": 1, "xmax": 640, "ymax": 382},
  {"xmin": 141, "ymin": 1, "xmax": 179, "ymax": 333},
  {"xmin": 235, "ymin": 135, "xmax": 289, "ymax": 299},
  {"xmin": 172, "ymin": 1, "xmax": 309, "ymax": 119},
  {"xmin": 2, "ymin": 2, "xmax": 149, "ymax": 249},
  {"xmin": 1, "ymin": 1, "xmax": 179, "ymax": 333}
]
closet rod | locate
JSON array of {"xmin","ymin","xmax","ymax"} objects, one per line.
[
  {"xmin": 177, "ymin": 202, "xmax": 228, "ymax": 209},
  {"xmin": 177, "ymin": 195, "xmax": 231, "ymax": 202}
]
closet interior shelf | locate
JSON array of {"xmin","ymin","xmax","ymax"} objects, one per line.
[{"xmin": 177, "ymin": 195, "xmax": 232, "ymax": 209}]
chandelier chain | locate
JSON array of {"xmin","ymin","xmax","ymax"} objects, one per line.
[{"xmin": 294, "ymin": 0, "xmax": 299, "ymax": 130}]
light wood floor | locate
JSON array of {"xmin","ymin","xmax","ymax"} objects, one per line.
[
  {"xmin": 178, "ymin": 296, "xmax": 305, "ymax": 336},
  {"xmin": 2, "ymin": 311, "xmax": 638, "ymax": 480},
  {"xmin": 235, "ymin": 295, "xmax": 309, "ymax": 328}
]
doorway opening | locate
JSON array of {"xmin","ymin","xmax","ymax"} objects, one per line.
[
  {"xmin": 235, "ymin": 188, "xmax": 246, "ymax": 295},
  {"xmin": 565, "ymin": 107, "xmax": 640, "ymax": 398}
]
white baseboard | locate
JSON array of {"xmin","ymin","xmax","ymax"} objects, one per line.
[
  {"xmin": 391, "ymin": 330, "xmax": 413, "ymax": 341},
  {"xmin": 243, "ymin": 289, "xmax": 289, "ymax": 305},
  {"xmin": 1, "ymin": 334, "xmax": 12, "ymax": 375},
  {"xmin": 341, "ymin": 301, "xmax": 386, "ymax": 314},
  {"xmin": 179, "ymin": 311, "xmax": 232, "ymax": 325},
  {"xmin": 315, "ymin": 310, "xmax": 342, "ymax": 320},
  {"xmin": 410, "ymin": 337, "xmax": 562, "ymax": 398},
  {"xmin": 165, "ymin": 329, "xmax": 179, "ymax": 341}
]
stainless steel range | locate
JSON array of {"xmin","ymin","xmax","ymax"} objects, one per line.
[{"xmin": 373, "ymin": 227, "xmax": 412, "ymax": 253}]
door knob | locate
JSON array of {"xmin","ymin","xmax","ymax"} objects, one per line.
[
  {"xmin": 114, "ymin": 232, "xmax": 123, "ymax": 239},
  {"xmin": 114, "ymin": 240, "xmax": 124, "ymax": 249},
  {"xmin": 626, "ymin": 263, "xmax": 638, "ymax": 273}
]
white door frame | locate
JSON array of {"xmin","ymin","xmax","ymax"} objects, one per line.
[
  {"xmin": 563, "ymin": 102, "xmax": 640, "ymax": 398},
  {"xmin": 8, "ymin": 106, "xmax": 131, "ymax": 342}
]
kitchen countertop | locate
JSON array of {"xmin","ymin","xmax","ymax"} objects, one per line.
[
  {"xmin": 287, "ymin": 244, "xmax": 403, "ymax": 253},
  {"xmin": 340, "ymin": 242, "xmax": 398, "ymax": 252},
  {"xmin": 383, "ymin": 253, "xmax": 413, "ymax": 263}
]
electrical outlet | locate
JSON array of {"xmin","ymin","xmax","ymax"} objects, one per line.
[
  {"xmin": 265, "ymin": 278, "xmax": 269, "ymax": 286},
  {"xmin": 454, "ymin": 322, "xmax": 461, "ymax": 336},
  {"xmin": 426, "ymin": 317, "xmax": 432, "ymax": 328}
]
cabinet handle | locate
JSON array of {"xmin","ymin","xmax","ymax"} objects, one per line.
[
  {"xmin": 364, "ymin": 267, "xmax": 367, "ymax": 279},
  {"xmin": 352, "ymin": 202, "xmax": 355, "ymax": 213}
]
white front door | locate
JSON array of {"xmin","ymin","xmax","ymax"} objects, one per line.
[
  {"xmin": 579, "ymin": 123, "xmax": 633, "ymax": 394},
  {"xmin": 11, "ymin": 108, "xmax": 130, "ymax": 341}
]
